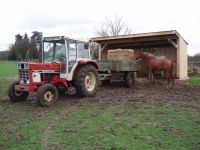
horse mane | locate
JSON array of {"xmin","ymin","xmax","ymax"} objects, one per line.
[
  {"xmin": 143, "ymin": 52, "xmax": 153, "ymax": 55},
  {"xmin": 143, "ymin": 52, "xmax": 166, "ymax": 59}
]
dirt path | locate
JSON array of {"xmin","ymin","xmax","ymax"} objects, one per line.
[
  {"xmin": 40, "ymin": 102, "xmax": 76, "ymax": 150},
  {"xmin": 40, "ymin": 113, "xmax": 63, "ymax": 150}
]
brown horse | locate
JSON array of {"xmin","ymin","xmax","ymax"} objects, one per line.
[{"xmin": 135, "ymin": 51, "xmax": 174, "ymax": 86}]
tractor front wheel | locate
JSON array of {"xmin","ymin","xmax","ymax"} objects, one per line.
[
  {"xmin": 37, "ymin": 84, "xmax": 58, "ymax": 107},
  {"xmin": 8, "ymin": 81, "xmax": 29, "ymax": 102},
  {"xmin": 74, "ymin": 65, "xmax": 99, "ymax": 97}
]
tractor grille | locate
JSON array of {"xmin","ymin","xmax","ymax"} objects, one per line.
[
  {"xmin": 18, "ymin": 69, "xmax": 30, "ymax": 84},
  {"xmin": 18, "ymin": 63, "xmax": 30, "ymax": 84}
]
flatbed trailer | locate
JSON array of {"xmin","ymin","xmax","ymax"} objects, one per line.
[{"xmin": 97, "ymin": 60, "xmax": 142, "ymax": 87}]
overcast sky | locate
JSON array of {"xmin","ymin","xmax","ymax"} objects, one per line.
[{"xmin": 0, "ymin": 0, "xmax": 199, "ymax": 55}]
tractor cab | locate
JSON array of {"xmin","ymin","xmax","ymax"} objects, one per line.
[{"xmin": 43, "ymin": 36, "xmax": 90, "ymax": 78}]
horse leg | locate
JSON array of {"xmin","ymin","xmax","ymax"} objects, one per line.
[
  {"xmin": 152, "ymin": 71, "xmax": 155, "ymax": 84},
  {"xmin": 170, "ymin": 63, "xmax": 174, "ymax": 87},
  {"xmin": 147, "ymin": 66, "xmax": 151, "ymax": 81},
  {"xmin": 167, "ymin": 72, "xmax": 170, "ymax": 84},
  {"xmin": 165, "ymin": 71, "xmax": 168, "ymax": 83},
  {"xmin": 148, "ymin": 72, "xmax": 151, "ymax": 82},
  {"xmin": 148, "ymin": 67, "xmax": 153, "ymax": 83},
  {"xmin": 148, "ymin": 73, "xmax": 151, "ymax": 81},
  {"xmin": 170, "ymin": 72, "xmax": 174, "ymax": 87},
  {"xmin": 150, "ymin": 71, "xmax": 154, "ymax": 83},
  {"xmin": 164, "ymin": 71, "xmax": 170, "ymax": 88}
]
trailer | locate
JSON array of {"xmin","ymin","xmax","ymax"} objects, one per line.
[{"xmin": 97, "ymin": 59, "xmax": 142, "ymax": 87}]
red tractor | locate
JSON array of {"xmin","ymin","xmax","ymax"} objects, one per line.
[{"xmin": 8, "ymin": 36, "xmax": 99, "ymax": 106}]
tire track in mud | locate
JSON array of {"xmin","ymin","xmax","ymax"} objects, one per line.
[{"xmin": 40, "ymin": 102, "xmax": 76, "ymax": 150}]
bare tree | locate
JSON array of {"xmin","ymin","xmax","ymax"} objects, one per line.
[{"xmin": 97, "ymin": 16, "xmax": 132, "ymax": 36}]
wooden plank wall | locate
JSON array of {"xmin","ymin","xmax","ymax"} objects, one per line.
[{"xmin": 177, "ymin": 37, "xmax": 188, "ymax": 79}]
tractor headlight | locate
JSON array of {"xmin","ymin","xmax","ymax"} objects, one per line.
[
  {"xmin": 20, "ymin": 79, "xmax": 30, "ymax": 84},
  {"xmin": 26, "ymin": 80, "xmax": 30, "ymax": 84},
  {"xmin": 20, "ymin": 79, "xmax": 23, "ymax": 84}
]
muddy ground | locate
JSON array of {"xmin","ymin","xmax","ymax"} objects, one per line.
[
  {"xmin": 88, "ymin": 79, "xmax": 200, "ymax": 109},
  {"xmin": 1, "ymin": 79, "xmax": 200, "ymax": 109}
]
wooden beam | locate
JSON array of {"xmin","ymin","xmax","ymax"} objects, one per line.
[
  {"xmin": 98, "ymin": 35, "xmax": 178, "ymax": 45},
  {"xmin": 168, "ymin": 39, "xmax": 177, "ymax": 48},
  {"xmin": 107, "ymin": 40, "xmax": 172, "ymax": 48},
  {"xmin": 99, "ymin": 44, "xmax": 107, "ymax": 60}
]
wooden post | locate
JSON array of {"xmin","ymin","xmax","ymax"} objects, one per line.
[
  {"xmin": 192, "ymin": 61, "xmax": 194, "ymax": 76},
  {"xmin": 98, "ymin": 44, "xmax": 101, "ymax": 60}
]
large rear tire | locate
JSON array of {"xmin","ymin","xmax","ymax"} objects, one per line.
[
  {"xmin": 37, "ymin": 84, "xmax": 58, "ymax": 107},
  {"xmin": 125, "ymin": 72, "xmax": 135, "ymax": 88},
  {"xmin": 74, "ymin": 65, "xmax": 99, "ymax": 97},
  {"xmin": 8, "ymin": 81, "xmax": 29, "ymax": 102}
]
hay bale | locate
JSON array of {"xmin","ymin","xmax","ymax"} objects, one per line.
[{"xmin": 107, "ymin": 49, "xmax": 135, "ymax": 61}]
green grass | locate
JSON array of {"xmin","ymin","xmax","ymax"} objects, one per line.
[
  {"xmin": 0, "ymin": 61, "xmax": 17, "ymax": 97},
  {"xmin": 0, "ymin": 61, "xmax": 17, "ymax": 77},
  {"xmin": 0, "ymin": 79, "xmax": 11, "ymax": 98},
  {"xmin": 188, "ymin": 76, "xmax": 200, "ymax": 85},
  {"xmin": 0, "ymin": 104, "xmax": 59, "ymax": 149},
  {"xmin": 47, "ymin": 102, "xmax": 200, "ymax": 150},
  {"xmin": 0, "ymin": 101, "xmax": 199, "ymax": 150}
]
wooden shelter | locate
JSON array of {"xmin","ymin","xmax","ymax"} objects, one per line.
[{"xmin": 90, "ymin": 30, "xmax": 188, "ymax": 80}]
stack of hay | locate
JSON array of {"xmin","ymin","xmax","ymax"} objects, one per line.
[{"xmin": 107, "ymin": 49, "xmax": 135, "ymax": 61}]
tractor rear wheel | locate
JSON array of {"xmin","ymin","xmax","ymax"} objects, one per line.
[
  {"xmin": 125, "ymin": 72, "xmax": 135, "ymax": 88},
  {"xmin": 8, "ymin": 81, "xmax": 29, "ymax": 102},
  {"xmin": 37, "ymin": 84, "xmax": 58, "ymax": 107},
  {"xmin": 74, "ymin": 65, "xmax": 99, "ymax": 97}
]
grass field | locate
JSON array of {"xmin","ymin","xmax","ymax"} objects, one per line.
[
  {"xmin": 1, "ymin": 99, "xmax": 199, "ymax": 150},
  {"xmin": 0, "ymin": 61, "xmax": 17, "ymax": 77},
  {"xmin": 0, "ymin": 61, "xmax": 17, "ymax": 97},
  {"xmin": 0, "ymin": 61, "xmax": 200, "ymax": 150},
  {"xmin": 188, "ymin": 76, "xmax": 200, "ymax": 85}
]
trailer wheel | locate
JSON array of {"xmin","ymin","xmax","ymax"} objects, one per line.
[
  {"xmin": 37, "ymin": 84, "xmax": 58, "ymax": 107},
  {"xmin": 74, "ymin": 65, "xmax": 99, "ymax": 97},
  {"xmin": 125, "ymin": 72, "xmax": 135, "ymax": 88},
  {"xmin": 8, "ymin": 81, "xmax": 29, "ymax": 102}
]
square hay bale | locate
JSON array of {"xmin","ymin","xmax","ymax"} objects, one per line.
[{"xmin": 107, "ymin": 49, "xmax": 135, "ymax": 61}]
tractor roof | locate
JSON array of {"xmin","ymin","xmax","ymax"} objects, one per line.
[{"xmin": 43, "ymin": 36, "xmax": 88, "ymax": 43}]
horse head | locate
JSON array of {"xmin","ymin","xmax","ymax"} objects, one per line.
[
  {"xmin": 134, "ymin": 51, "xmax": 155, "ymax": 62},
  {"xmin": 134, "ymin": 51, "xmax": 142, "ymax": 60},
  {"xmin": 134, "ymin": 51, "xmax": 149, "ymax": 60}
]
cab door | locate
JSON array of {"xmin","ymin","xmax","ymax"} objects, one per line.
[{"xmin": 68, "ymin": 41, "xmax": 77, "ymax": 73}]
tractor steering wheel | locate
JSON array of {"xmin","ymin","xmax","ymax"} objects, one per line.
[{"xmin": 57, "ymin": 54, "xmax": 65, "ymax": 61}]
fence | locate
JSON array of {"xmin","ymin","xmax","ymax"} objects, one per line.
[{"xmin": 188, "ymin": 62, "xmax": 200, "ymax": 76}]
